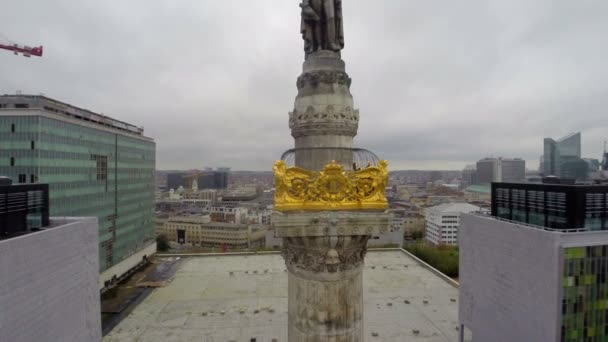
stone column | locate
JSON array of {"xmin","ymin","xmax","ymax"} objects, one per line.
[
  {"xmin": 286, "ymin": 236, "xmax": 367, "ymax": 341},
  {"xmin": 276, "ymin": 50, "xmax": 390, "ymax": 342},
  {"xmin": 274, "ymin": 212, "xmax": 390, "ymax": 342},
  {"xmin": 289, "ymin": 51, "xmax": 359, "ymax": 171}
]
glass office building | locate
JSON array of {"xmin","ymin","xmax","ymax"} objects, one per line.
[
  {"xmin": 492, "ymin": 182, "xmax": 608, "ymax": 231},
  {"xmin": 0, "ymin": 95, "xmax": 155, "ymax": 273},
  {"xmin": 544, "ymin": 133, "xmax": 591, "ymax": 180}
]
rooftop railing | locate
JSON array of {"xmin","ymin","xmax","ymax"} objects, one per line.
[{"xmin": 472, "ymin": 212, "xmax": 588, "ymax": 233}]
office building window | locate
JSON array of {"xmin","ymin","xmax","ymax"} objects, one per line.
[
  {"xmin": 584, "ymin": 193, "xmax": 605, "ymax": 231},
  {"xmin": 90, "ymin": 154, "xmax": 108, "ymax": 181}
]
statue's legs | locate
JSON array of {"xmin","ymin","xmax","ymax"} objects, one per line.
[
  {"xmin": 314, "ymin": 25, "xmax": 323, "ymax": 51},
  {"xmin": 310, "ymin": 0, "xmax": 324, "ymax": 50},
  {"xmin": 323, "ymin": 0, "xmax": 341, "ymax": 51}
]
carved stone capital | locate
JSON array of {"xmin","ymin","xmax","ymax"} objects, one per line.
[
  {"xmin": 282, "ymin": 236, "xmax": 369, "ymax": 277},
  {"xmin": 297, "ymin": 70, "xmax": 352, "ymax": 90},
  {"xmin": 289, "ymin": 105, "xmax": 359, "ymax": 127},
  {"xmin": 273, "ymin": 211, "xmax": 392, "ymax": 238},
  {"xmin": 289, "ymin": 105, "xmax": 359, "ymax": 138}
]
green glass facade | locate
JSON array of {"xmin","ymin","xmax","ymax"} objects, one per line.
[
  {"xmin": 0, "ymin": 115, "xmax": 155, "ymax": 272},
  {"xmin": 562, "ymin": 246, "xmax": 608, "ymax": 342}
]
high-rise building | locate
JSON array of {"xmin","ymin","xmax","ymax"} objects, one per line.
[
  {"xmin": 459, "ymin": 181, "xmax": 608, "ymax": 342},
  {"xmin": 476, "ymin": 157, "xmax": 525, "ymax": 184},
  {"xmin": 0, "ymin": 95, "xmax": 156, "ymax": 285},
  {"xmin": 501, "ymin": 158, "xmax": 526, "ymax": 182},
  {"xmin": 543, "ymin": 132, "xmax": 590, "ymax": 180},
  {"xmin": 166, "ymin": 169, "xmax": 229, "ymax": 190},
  {"xmin": 461, "ymin": 164, "xmax": 477, "ymax": 188},
  {"xmin": 424, "ymin": 202, "xmax": 481, "ymax": 246},
  {"xmin": 476, "ymin": 158, "xmax": 496, "ymax": 184},
  {"xmin": 430, "ymin": 170, "xmax": 443, "ymax": 182},
  {"xmin": 584, "ymin": 158, "xmax": 601, "ymax": 172}
]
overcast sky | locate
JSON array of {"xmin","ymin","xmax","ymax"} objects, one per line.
[{"xmin": 1, "ymin": 1, "xmax": 607, "ymax": 171}]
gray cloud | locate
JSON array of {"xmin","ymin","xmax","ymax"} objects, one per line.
[{"xmin": 1, "ymin": 0, "xmax": 607, "ymax": 170}]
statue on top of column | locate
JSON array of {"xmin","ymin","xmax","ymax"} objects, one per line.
[{"xmin": 300, "ymin": 0, "xmax": 344, "ymax": 56}]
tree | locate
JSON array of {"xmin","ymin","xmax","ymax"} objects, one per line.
[
  {"xmin": 156, "ymin": 234, "xmax": 170, "ymax": 252},
  {"xmin": 404, "ymin": 243, "xmax": 459, "ymax": 278},
  {"xmin": 411, "ymin": 229, "xmax": 425, "ymax": 240}
]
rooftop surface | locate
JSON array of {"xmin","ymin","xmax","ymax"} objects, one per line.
[
  {"xmin": 427, "ymin": 202, "xmax": 481, "ymax": 213},
  {"xmin": 464, "ymin": 184, "xmax": 490, "ymax": 194},
  {"xmin": 104, "ymin": 250, "xmax": 467, "ymax": 342},
  {"xmin": 0, "ymin": 217, "xmax": 82, "ymax": 241},
  {"xmin": 0, "ymin": 94, "xmax": 148, "ymax": 137}
]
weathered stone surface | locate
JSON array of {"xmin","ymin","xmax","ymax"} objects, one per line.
[
  {"xmin": 284, "ymin": 235, "xmax": 367, "ymax": 341},
  {"xmin": 289, "ymin": 106, "xmax": 358, "ymax": 135},
  {"xmin": 283, "ymin": 236, "xmax": 368, "ymax": 275},
  {"xmin": 303, "ymin": 51, "xmax": 345, "ymax": 73},
  {"xmin": 276, "ymin": 210, "xmax": 390, "ymax": 342},
  {"xmin": 289, "ymin": 52, "xmax": 359, "ymax": 171},
  {"xmin": 273, "ymin": 211, "xmax": 391, "ymax": 238}
]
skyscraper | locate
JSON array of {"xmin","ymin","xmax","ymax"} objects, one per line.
[
  {"xmin": 0, "ymin": 95, "xmax": 156, "ymax": 286},
  {"xmin": 461, "ymin": 164, "xmax": 477, "ymax": 187},
  {"xmin": 500, "ymin": 158, "xmax": 526, "ymax": 182},
  {"xmin": 476, "ymin": 158, "xmax": 497, "ymax": 184},
  {"xmin": 543, "ymin": 132, "xmax": 589, "ymax": 180}
]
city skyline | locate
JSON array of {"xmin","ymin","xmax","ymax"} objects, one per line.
[{"xmin": 1, "ymin": 1, "xmax": 607, "ymax": 171}]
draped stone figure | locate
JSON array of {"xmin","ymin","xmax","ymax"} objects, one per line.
[{"xmin": 300, "ymin": 0, "xmax": 344, "ymax": 56}]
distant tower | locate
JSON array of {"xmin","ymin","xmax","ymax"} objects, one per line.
[
  {"xmin": 543, "ymin": 132, "xmax": 585, "ymax": 179},
  {"xmin": 603, "ymin": 141, "xmax": 608, "ymax": 171}
]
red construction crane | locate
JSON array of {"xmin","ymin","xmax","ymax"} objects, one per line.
[{"xmin": 0, "ymin": 35, "xmax": 43, "ymax": 57}]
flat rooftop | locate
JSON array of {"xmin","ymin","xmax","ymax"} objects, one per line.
[
  {"xmin": 0, "ymin": 217, "xmax": 83, "ymax": 241},
  {"xmin": 104, "ymin": 250, "xmax": 467, "ymax": 342},
  {"xmin": 0, "ymin": 94, "xmax": 147, "ymax": 137}
]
